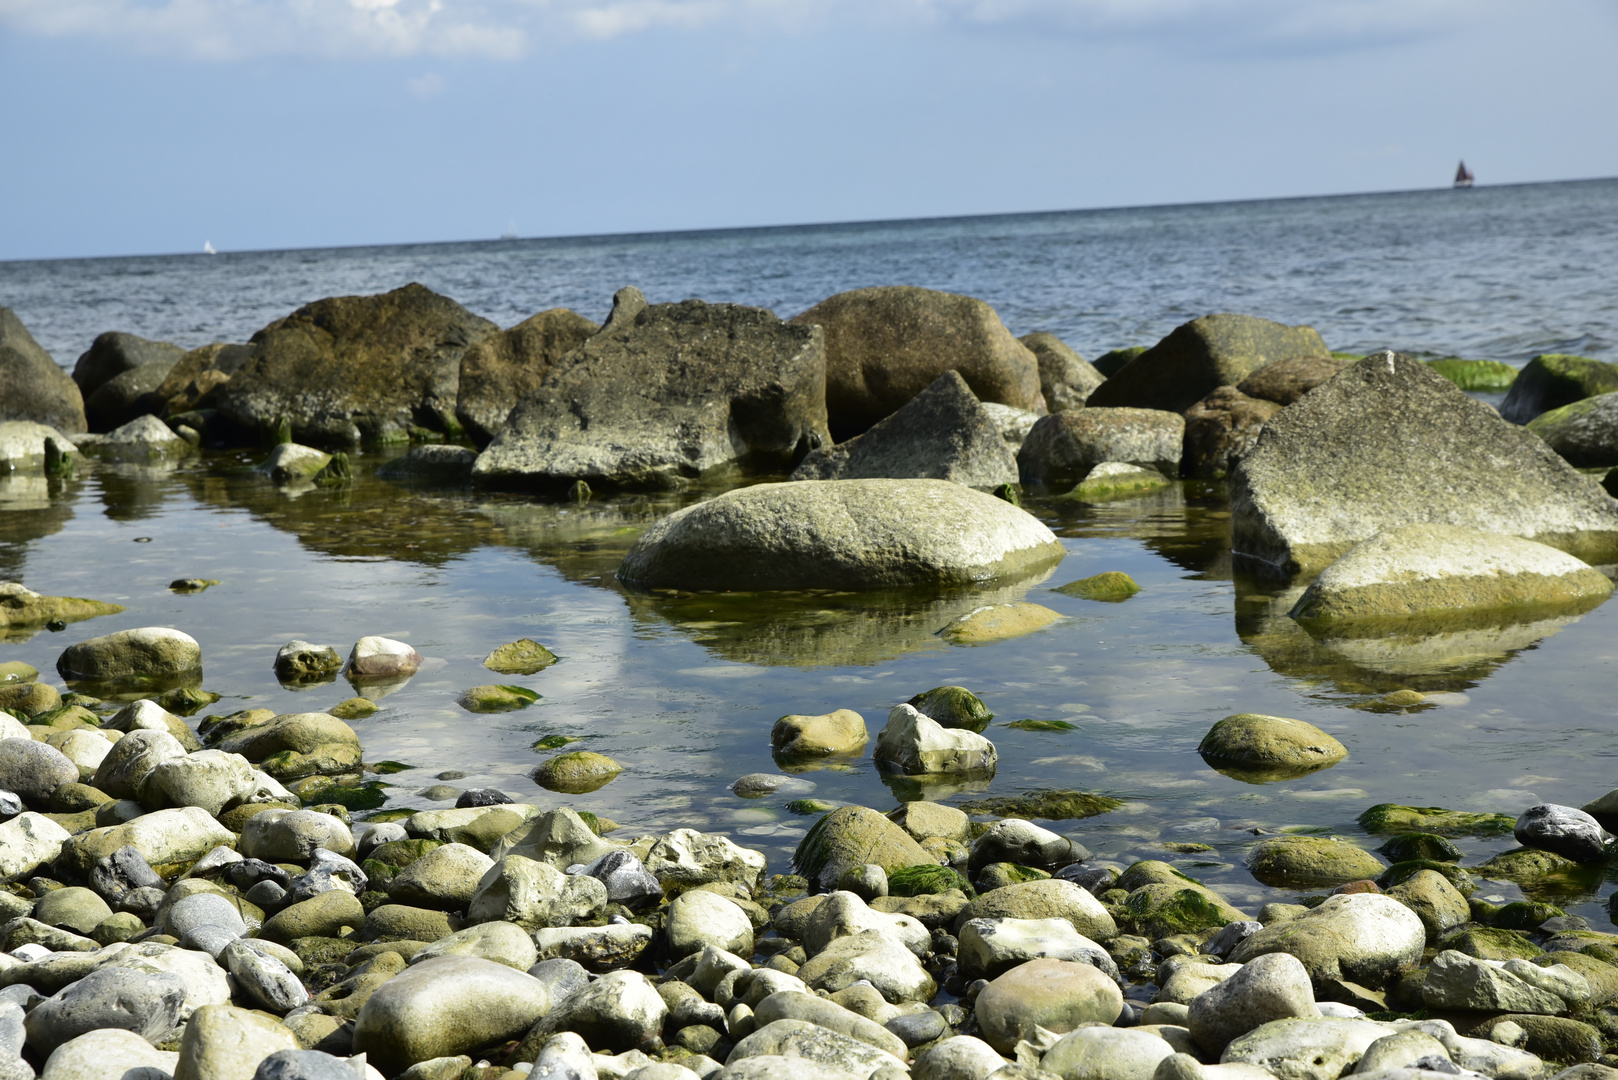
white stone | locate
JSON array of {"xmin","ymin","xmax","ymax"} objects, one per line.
[
  {"xmin": 873, "ymin": 704, "xmax": 997, "ymax": 776},
  {"xmin": 344, "ymin": 635, "xmax": 423, "ymax": 679},
  {"xmin": 0, "ymin": 812, "xmax": 71, "ymax": 880},
  {"xmin": 1041, "ymin": 1027, "xmax": 1179, "ymax": 1080}
]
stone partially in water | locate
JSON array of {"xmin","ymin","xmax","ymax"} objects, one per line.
[
  {"xmin": 618, "ymin": 478, "xmax": 1066, "ymax": 591},
  {"xmin": 1528, "ymin": 390, "xmax": 1618, "ymax": 468},
  {"xmin": 533, "ymin": 751, "xmax": 622, "ymax": 793},
  {"xmin": 1060, "ymin": 461, "xmax": 1171, "ymax": 501},
  {"xmin": 960, "ymin": 789, "xmax": 1123, "ymax": 821},
  {"xmin": 454, "ymin": 307, "xmax": 599, "ymax": 446},
  {"xmin": 1197, "ymin": 713, "xmax": 1347, "ymax": 783},
  {"xmin": 0, "ymin": 420, "xmax": 78, "ymax": 475},
  {"xmin": 0, "ymin": 307, "xmax": 87, "ymax": 433},
  {"xmin": 1245, "ymin": 836, "xmax": 1384, "ymax": 888},
  {"xmin": 1054, "ymin": 571, "xmax": 1140, "ymax": 602},
  {"xmin": 482, "ymin": 638, "xmax": 558, "ymax": 675},
  {"xmin": 1182, "ymin": 386, "xmax": 1283, "ymax": 480},
  {"xmin": 1500, "ymin": 353, "xmax": 1618, "ymax": 424},
  {"xmin": 343, "ymin": 636, "xmax": 422, "ymax": 680},
  {"xmin": 874, "ymin": 704, "xmax": 997, "ymax": 777},
  {"xmin": 56, "ymin": 626, "xmax": 202, "ymax": 691},
  {"xmin": 375, "ymin": 444, "xmax": 479, "ymax": 484},
  {"xmin": 456, "ymin": 684, "xmax": 539, "ymax": 713},
  {"xmin": 259, "ymin": 443, "xmax": 331, "ymax": 484},
  {"xmin": 907, "ymin": 686, "xmax": 993, "ymax": 732},
  {"xmin": 81, "ymin": 414, "xmax": 192, "ymax": 464},
  {"xmin": 1017, "ymin": 409, "xmax": 1184, "ymax": 488},
  {"xmin": 1514, "ymin": 804, "xmax": 1609, "ymax": 864},
  {"xmin": 770, "ymin": 709, "xmax": 868, "ymax": 760},
  {"xmin": 1426, "ymin": 357, "xmax": 1519, "ymax": 392},
  {"xmin": 273, "ymin": 640, "xmax": 341, "ymax": 683},
  {"xmin": 1357, "ymin": 804, "xmax": 1516, "ymax": 837},
  {"xmin": 1231, "ymin": 351, "xmax": 1618, "ymax": 573},
  {"xmin": 793, "ymin": 806, "xmax": 936, "ymax": 892}
]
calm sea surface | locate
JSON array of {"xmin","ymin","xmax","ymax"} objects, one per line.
[{"xmin": 3, "ymin": 180, "xmax": 1618, "ymax": 923}]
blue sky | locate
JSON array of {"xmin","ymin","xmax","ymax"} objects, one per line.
[{"xmin": 2, "ymin": 0, "xmax": 1615, "ymax": 260}]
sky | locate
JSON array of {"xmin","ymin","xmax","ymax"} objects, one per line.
[{"xmin": 2, "ymin": 0, "xmax": 1616, "ymax": 261}]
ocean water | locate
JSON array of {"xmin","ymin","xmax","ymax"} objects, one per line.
[{"xmin": 4, "ymin": 179, "xmax": 1618, "ymax": 926}]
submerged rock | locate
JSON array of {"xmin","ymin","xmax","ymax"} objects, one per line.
[
  {"xmin": 533, "ymin": 751, "xmax": 622, "ymax": 793},
  {"xmin": 1500, "ymin": 353, "xmax": 1618, "ymax": 425},
  {"xmin": 474, "ymin": 291, "xmax": 828, "ymax": 492},
  {"xmin": 81, "ymin": 414, "xmax": 191, "ymax": 464},
  {"xmin": 1053, "ymin": 570, "xmax": 1140, "ymax": 602},
  {"xmin": 1231, "ymin": 351, "xmax": 1618, "ymax": 573},
  {"xmin": 790, "ymin": 370, "xmax": 1017, "ymax": 487},
  {"xmin": 1021, "ymin": 331, "xmax": 1105, "ymax": 413},
  {"xmin": 0, "ymin": 307, "xmax": 86, "ymax": 433},
  {"xmin": 1086, "ymin": 313, "xmax": 1329, "ymax": 415},
  {"xmin": 792, "ymin": 285, "xmax": 1043, "ymax": 439},
  {"xmin": 482, "ymin": 638, "xmax": 558, "ymax": 675},
  {"xmin": 375, "ymin": 444, "xmax": 479, "ymax": 484},
  {"xmin": 937, "ymin": 601, "xmax": 1061, "ymax": 644},
  {"xmin": 617, "ymin": 479, "xmax": 1065, "ymax": 591},
  {"xmin": 456, "ymin": 684, "xmax": 539, "ymax": 713},
  {"xmin": 1245, "ymin": 836, "xmax": 1384, "ymax": 888},
  {"xmin": 0, "ymin": 581, "xmax": 123, "ymax": 632},
  {"xmin": 1060, "ymin": 461, "xmax": 1170, "ymax": 501},
  {"xmin": 1018, "ymin": 408, "xmax": 1184, "ymax": 488},
  {"xmin": 1198, "ymin": 713, "xmax": 1347, "ymax": 781},
  {"xmin": 455, "ymin": 307, "xmax": 599, "ymax": 445},
  {"xmin": 56, "ymin": 626, "xmax": 202, "ymax": 690}
]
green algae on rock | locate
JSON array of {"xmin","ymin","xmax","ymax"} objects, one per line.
[
  {"xmin": 793, "ymin": 805, "xmax": 936, "ymax": 891},
  {"xmin": 1197, "ymin": 713, "xmax": 1347, "ymax": 782},
  {"xmin": 1426, "ymin": 358, "xmax": 1519, "ymax": 392},
  {"xmin": 1377, "ymin": 833, "xmax": 1464, "ymax": 863},
  {"xmin": 1357, "ymin": 803, "xmax": 1516, "ymax": 837},
  {"xmin": 532, "ymin": 750, "xmax": 622, "ymax": 794},
  {"xmin": 1053, "ymin": 571, "xmax": 1140, "ymax": 602},
  {"xmin": 1058, "ymin": 462, "xmax": 1169, "ymax": 501},
  {"xmin": 959, "ymin": 789, "xmax": 1123, "ymax": 821},
  {"xmin": 1118, "ymin": 882, "xmax": 1245, "ymax": 940},
  {"xmin": 330, "ymin": 698, "xmax": 377, "ymax": 720},
  {"xmin": 1528, "ymin": 391, "xmax": 1618, "ymax": 468},
  {"xmin": 1004, "ymin": 719, "xmax": 1079, "ymax": 732},
  {"xmin": 456, "ymin": 685, "xmax": 540, "ymax": 713},
  {"xmin": 1, "ymin": 582, "xmax": 124, "ymax": 632},
  {"xmin": 1245, "ymin": 836, "xmax": 1385, "ymax": 888},
  {"xmin": 482, "ymin": 638, "xmax": 558, "ymax": 676},
  {"xmin": 907, "ymin": 686, "xmax": 994, "ymax": 732},
  {"xmin": 1376, "ymin": 859, "xmax": 1475, "ymax": 897},
  {"xmin": 936, "ymin": 601, "xmax": 1062, "ymax": 645},
  {"xmin": 1500, "ymin": 353, "xmax": 1618, "ymax": 424}
]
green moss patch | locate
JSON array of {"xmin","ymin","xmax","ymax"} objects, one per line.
[
  {"xmin": 1054, "ymin": 571, "xmax": 1140, "ymax": 602},
  {"xmin": 1357, "ymin": 803, "xmax": 1516, "ymax": 837},
  {"xmin": 961, "ymin": 789, "xmax": 1124, "ymax": 821},
  {"xmin": 888, "ymin": 864, "xmax": 975, "ymax": 899}
]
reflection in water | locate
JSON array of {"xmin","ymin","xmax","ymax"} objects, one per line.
[
  {"xmin": 0, "ymin": 473, "xmax": 77, "ymax": 584},
  {"xmin": 96, "ymin": 464, "xmax": 188, "ymax": 523},
  {"xmin": 1029, "ymin": 482, "xmax": 1235, "ymax": 581}
]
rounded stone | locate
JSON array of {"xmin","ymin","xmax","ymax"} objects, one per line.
[
  {"xmin": 387, "ymin": 843, "xmax": 494, "ymax": 910},
  {"xmin": 1230, "ymin": 893, "xmax": 1426, "ymax": 987},
  {"xmin": 1515, "ymin": 803, "xmax": 1609, "ymax": 864},
  {"xmin": 343, "ymin": 636, "xmax": 423, "ymax": 680},
  {"xmin": 173, "ymin": 1004, "xmax": 300, "ymax": 1080},
  {"xmin": 667, "ymin": 889, "xmax": 754, "ymax": 959},
  {"xmin": 352, "ymin": 955, "xmax": 550, "ymax": 1075},
  {"xmin": 533, "ymin": 751, "xmax": 622, "ymax": 794},
  {"xmin": 56, "ymin": 627, "xmax": 202, "ymax": 688},
  {"xmin": 239, "ymin": 809, "xmax": 356, "ymax": 862},
  {"xmin": 974, "ymin": 958, "xmax": 1123, "ymax": 1054},
  {"xmin": 0, "ymin": 738, "xmax": 78, "ymax": 803},
  {"xmin": 1039, "ymin": 1027, "xmax": 1179, "ymax": 1080},
  {"xmin": 770, "ymin": 710, "xmax": 868, "ymax": 759},
  {"xmin": 1245, "ymin": 836, "xmax": 1384, "ymax": 888},
  {"xmin": 1186, "ymin": 951, "xmax": 1319, "ymax": 1056},
  {"xmin": 912, "ymin": 1035, "xmax": 1005, "ymax": 1080},
  {"xmin": 260, "ymin": 890, "xmax": 366, "ymax": 945},
  {"xmin": 41, "ymin": 1028, "xmax": 180, "ymax": 1080},
  {"xmin": 164, "ymin": 891, "xmax": 248, "ymax": 940},
  {"xmin": 1197, "ymin": 714, "xmax": 1347, "ymax": 781},
  {"xmin": 32, "ymin": 886, "xmax": 112, "ymax": 935}
]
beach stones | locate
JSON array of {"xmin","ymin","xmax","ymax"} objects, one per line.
[
  {"xmin": 82, "ymin": 414, "xmax": 192, "ymax": 463},
  {"xmin": 533, "ymin": 750, "xmax": 622, "ymax": 793},
  {"xmin": 1288, "ymin": 525, "xmax": 1612, "ymax": 623},
  {"xmin": 1514, "ymin": 803, "xmax": 1609, "ymax": 863},
  {"xmin": 474, "ymin": 291, "xmax": 829, "ymax": 492},
  {"xmin": 174, "ymin": 1003, "xmax": 300, "ymax": 1079},
  {"xmin": 1182, "ymin": 387, "xmax": 1282, "ymax": 479},
  {"xmin": 0, "ymin": 307, "xmax": 86, "ymax": 433},
  {"xmin": 40, "ymin": 1027, "xmax": 180, "ymax": 1080},
  {"xmin": 1231, "ymin": 351, "xmax": 1618, "ymax": 573},
  {"xmin": 1245, "ymin": 836, "xmax": 1383, "ymax": 887},
  {"xmin": 968, "ymin": 818, "xmax": 1081, "ymax": 872},
  {"xmin": 0, "ymin": 422, "xmax": 77, "ymax": 476},
  {"xmin": 792, "ymin": 285, "xmax": 1043, "ymax": 439},
  {"xmin": 1500, "ymin": 353, "xmax": 1618, "ymax": 424},
  {"xmin": 0, "ymin": 812, "xmax": 71, "ymax": 881},
  {"xmin": 1086, "ymin": 312, "xmax": 1329, "ymax": 415},
  {"xmin": 1187, "ymin": 952, "xmax": 1319, "ymax": 1055},
  {"xmin": 791, "ymin": 370, "xmax": 1017, "ymax": 487},
  {"xmin": 957, "ymin": 917, "xmax": 1115, "ymax": 981},
  {"xmin": 1198, "ymin": 714, "xmax": 1347, "ymax": 781},
  {"xmin": 388, "ymin": 843, "xmax": 493, "ymax": 909},
  {"xmin": 666, "ymin": 888, "xmax": 754, "ymax": 959},
  {"xmin": 343, "ymin": 636, "xmax": 422, "ymax": 680},
  {"xmin": 142, "ymin": 749, "xmax": 260, "ymax": 816},
  {"xmin": 376, "ymin": 443, "xmax": 478, "ymax": 483},
  {"xmin": 874, "ymin": 704, "xmax": 997, "ymax": 776},
  {"xmin": 214, "ymin": 712, "xmax": 362, "ymax": 780},
  {"xmin": 0, "ymin": 738, "xmax": 77, "ymax": 803},
  {"xmin": 1230, "ymin": 893, "xmax": 1424, "ymax": 986},
  {"xmin": 954, "ymin": 879, "xmax": 1118, "ymax": 942},
  {"xmin": 974, "ymin": 957, "xmax": 1123, "ymax": 1053},
  {"xmin": 519, "ymin": 968, "xmax": 666, "ymax": 1055},
  {"xmin": 1529, "ymin": 390, "xmax": 1618, "ymax": 468},
  {"xmin": 1017, "ymin": 407, "xmax": 1185, "ymax": 488},
  {"xmin": 274, "ymin": 641, "xmax": 342, "ymax": 683},
  {"xmin": 483, "ymin": 637, "xmax": 558, "ymax": 675},
  {"xmin": 56, "ymin": 627, "xmax": 202, "ymax": 690},
  {"xmin": 796, "ymin": 928, "xmax": 936, "ymax": 1003},
  {"xmin": 1422, "ymin": 950, "xmax": 1588, "ymax": 1014},
  {"xmin": 1022, "ymin": 331, "xmax": 1105, "ymax": 413},
  {"xmin": 455, "ymin": 307, "xmax": 599, "ymax": 445},
  {"xmin": 618, "ymin": 478, "xmax": 1065, "ymax": 591},
  {"xmin": 24, "ymin": 964, "xmax": 187, "ymax": 1056}
]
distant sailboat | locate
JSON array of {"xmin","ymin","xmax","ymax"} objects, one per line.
[
  {"xmin": 499, "ymin": 220, "xmax": 517, "ymax": 241},
  {"xmin": 1453, "ymin": 161, "xmax": 1474, "ymax": 189},
  {"xmin": 203, "ymin": 240, "xmax": 217, "ymax": 254}
]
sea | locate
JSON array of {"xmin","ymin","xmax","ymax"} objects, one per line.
[{"xmin": 3, "ymin": 178, "xmax": 1617, "ymax": 924}]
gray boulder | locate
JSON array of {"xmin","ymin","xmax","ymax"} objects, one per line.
[
  {"xmin": 1187, "ymin": 952, "xmax": 1319, "ymax": 1056},
  {"xmin": 520, "ymin": 969, "xmax": 667, "ymax": 1054},
  {"xmin": 85, "ymin": 361, "xmax": 181, "ymax": 432},
  {"xmin": 1515, "ymin": 803, "xmax": 1609, "ymax": 863},
  {"xmin": 1017, "ymin": 408, "xmax": 1184, "ymax": 488},
  {"xmin": 618, "ymin": 479, "xmax": 1065, "ymax": 591},
  {"xmin": 1422, "ymin": 951, "xmax": 1587, "ymax": 1014},
  {"xmin": 0, "ymin": 421, "xmax": 76, "ymax": 474},
  {"xmin": 56, "ymin": 627, "xmax": 202, "ymax": 691},
  {"xmin": 71, "ymin": 331, "xmax": 186, "ymax": 398},
  {"xmin": 23, "ymin": 964, "xmax": 186, "ymax": 1055},
  {"xmin": 1231, "ymin": 351, "xmax": 1618, "ymax": 573},
  {"xmin": 1181, "ymin": 387, "xmax": 1282, "ymax": 479},
  {"xmin": 1236, "ymin": 355, "xmax": 1352, "ymax": 406},
  {"xmin": 1086, "ymin": 313, "xmax": 1328, "ymax": 415},
  {"xmin": 474, "ymin": 291, "xmax": 828, "ymax": 492},
  {"xmin": 78, "ymin": 415, "xmax": 191, "ymax": 464},
  {"xmin": 0, "ymin": 308, "xmax": 85, "ymax": 433},
  {"xmin": 1528, "ymin": 391, "xmax": 1618, "ymax": 468},
  {"xmin": 376, "ymin": 444, "xmax": 478, "ymax": 484},
  {"xmin": 215, "ymin": 283, "xmax": 499, "ymax": 446},
  {"xmin": 791, "ymin": 285, "xmax": 1044, "ymax": 439},
  {"xmin": 352, "ymin": 955, "xmax": 550, "ymax": 1075},
  {"xmin": 455, "ymin": 307, "xmax": 599, "ymax": 446},
  {"xmin": 1021, "ymin": 332, "xmax": 1105, "ymax": 413},
  {"xmin": 0, "ymin": 739, "xmax": 78, "ymax": 804},
  {"xmin": 1500, "ymin": 353, "xmax": 1618, "ymax": 425},
  {"xmin": 791, "ymin": 371, "xmax": 1017, "ymax": 488}
]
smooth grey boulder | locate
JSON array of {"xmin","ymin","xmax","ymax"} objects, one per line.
[
  {"xmin": 727, "ymin": 1019, "xmax": 899, "ymax": 1079},
  {"xmin": 352, "ymin": 955, "xmax": 550, "ymax": 1074},
  {"xmin": 90, "ymin": 729, "xmax": 187, "ymax": 802},
  {"xmin": 0, "ymin": 307, "xmax": 85, "ymax": 433},
  {"xmin": 956, "ymin": 917, "xmax": 1116, "ymax": 982},
  {"xmin": 38, "ymin": 1027, "xmax": 179, "ymax": 1080},
  {"xmin": 1086, "ymin": 312, "xmax": 1329, "ymax": 415},
  {"xmin": 215, "ymin": 283, "xmax": 499, "ymax": 446},
  {"xmin": 1514, "ymin": 803, "xmax": 1610, "ymax": 863},
  {"xmin": 1040, "ymin": 1027, "xmax": 1179, "ymax": 1080},
  {"xmin": 1228, "ymin": 894, "xmax": 1424, "ymax": 987},
  {"xmin": 913, "ymin": 1035, "xmax": 1004, "ymax": 1080},
  {"xmin": 0, "ymin": 739, "xmax": 77, "ymax": 804},
  {"xmin": 222, "ymin": 939, "xmax": 310, "ymax": 1013},
  {"xmin": 376, "ymin": 444, "xmax": 478, "ymax": 484},
  {"xmin": 579, "ymin": 850, "xmax": 663, "ymax": 911},
  {"xmin": 1231, "ymin": 351, "xmax": 1618, "ymax": 573},
  {"xmin": 967, "ymin": 819, "xmax": 1082, "ymax": 873},
  {"xmin": 474, "ymin": 292, "xmax": 828, "ymax": 492},
  {"xmin": 618, "ymin": 479, "xmax": 1065, "ymax": 591},
  {"xmin": 0, "ymin": 812, "xmax": 71, "ymax": 883},
  {"xmin": 72, "ymin": 331, "xmax": 186, "ymax": 398},
  {"xmin": 468, "ymin": 854, "xmax": 608, "ymax": 930},
  {"xmin": 1021, "ymin": 332, "xmax": 1105, "ymax": 413},
  {"xmin": 666, "ymin": 889, "xmax": 753, "ymax": 959},
  {"xmin": 85, "ymin": 360, "xmax": 181, "ymax": 432},
  {"xmin": 143, "ymin": 749, "xmax": 260, "ymax": 816},
  {"xmin": 1017, "ymin": 407, "xmax": 1184, "ymax": 488},
  {"xmin": 792, "ymin": 371, "xmax": 1017, "ymax": 487},
  {"xmin": 23, "ymin": 964, "xmax": 187, "ymax": 1055},
  {"xmin": 753, "ymin": 990, "xmax": 908, "ymax": 1060},
  {"xmin": 521, "ymin": 969, "xmax": 667, "ymax": 1054},
  {"xmin": 1422, "ymin": 951, "xmax": 1587, "ymax": 1014},
  {"xmin": 239, "ymin": 809, "xmax": 356, "ymax": 862},
  {"xmin": 1528, "ymin": 390, "xmax": 1618, "ymax": 468},
  {"xmin": 56, "ymin": 627, "xmax": 202, "ymax": 690},
  {"xmin": 795, "ymin": 929, "xmax": 937, "ymax": 1003},
  {"xmin": 251, "ymin": 1049, "xmax": 361, "ymax": 1080},
  {"xmin": 455, "ymin": 307, "xmax": 599, "ymax": 446},
  {"xmin": 1187, "ymin": 952, "xmax": 1319, "ymax": 1056}
]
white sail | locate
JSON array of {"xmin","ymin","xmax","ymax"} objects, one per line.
[{"xmin": 203, "ymin": 241, "xmax": 217, "ymax": 255}]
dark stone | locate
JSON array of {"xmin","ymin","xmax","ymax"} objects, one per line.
[
  {"xmin": 455, "ymin": 308, "xmax": 599, "ymax": 446},
  {"xmin": 147, "ymin": 343, "xmax": 261, "ymax": 420},
  {"xmin": 1020, "ymin": 332, "xmax": 1104, "ymax": 413},
  {"xmin": 1515, "ymin": 803, "xmax": 1609, "ymax": 864},
  {"xmin": 527, "ymin": 957, "xmax": 590, "ymax": 1006},
  {"xmin": 215, "ymin": 283, "xmax": 498, "ymax": 446},
  {"xmin": 1500, "ymin": 354, "xmax": 1618, "ymax": 425},
  {"xmin": 89, "ymin": 844, "xmax": 164, "ymax": 903},
  {"xmin": 0, "ymin": 307, "xmax": 85, "ymax": 433},
  {"xmin": 224, "ymin": 859, "xmax": 294, "ymax": 892},
  {"xmin": 253, "ymin": 1048, "xmax": 360, "ymax": 1080},
  {"xmin": 1086, "ymin": 313, "xmax": 1328, "ymax": 415},
  {"xmin": 1528, "ymin": 391, "xmax": 1618, "ymax": 468},
  {"xmin": 792, "ymin": 285, "xmax": 1044, "ymax": 439},
  {"xmin": 1237, "ymin": 355, "xmax": 1352, "ymax": 406},
  {"xmin": 1204, "ymin": 920, "xmax": 1263, "ymax": 959},
  {"xmin": 886, "ymin": 1009, "xmax": 948, "ymax": 1047},
  {"xmin": 1181, "ymin": 386, "xmax": 1282, "ymax": 479},
  {"xmin": 455, "ymin": 788, "xmax": 512, "ymax": 809},
  {"xmin": 1017, "ymin": 408, "xmax": 1184, "ymax": 488},
  {"xmin": 376, "ymin": 445, "xmax": 478, "ymax": 484},
  {"xmin": 71, "ymin": 331, "xmax": 185, "ymax": 397},
  {"xmin": 791, "ymin": 370, "xmax": 1016, "ymax": 488},
  {"xmin": 1377, "ymin": 833, "xmax": 1464, "ymax": 863},
  {"xmin": 1054, "ymin": 864, "xmax": 1117, "ymax": 895},
  {"xmin": 475, "ymin": 290, "xmax": 828, "ymax": 492},
  {"xmin": 579, "ymin": 850, "xmax": 663, "ymax": 911},
  {"xmin": 1092, "ymin": 346, "xmax": 1147, "ymax": 379},
  {"xmin": 1470, "ymin": 1015, "xmax": 1602, "ymax": 1065}
]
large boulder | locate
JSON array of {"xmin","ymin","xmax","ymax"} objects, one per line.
[
  {"xmin": 147, "ymin": 343, "xmax": 261, "ymax": 419},
  {"xmin": 455, "ymin": 307, "xmax": 599, "ymax": 446},
  {"xmin": 1017, "ymin": 408, "xmax": 1184, "ymax": 487},
  {"xmin": 793, "ymin": 806, "xmax": 936, "ymax": 892},
  {"xmin": 1230, "ymin": 351, "xmax": 1618, "ymax": 573},
  {"xmin": 792, "ymin": 286, "xmax": 1044, "ymax": 439},
  {"xmin": 56, "ymin": 627, "xmax": 202, "ymax": 691},
  {"xmin": 72, "ymin": 331, "xmax": 188, "ymax": 398},
  {"xmin": 1229, "ymin": 893, "xmax": 1425, "ymax": 986},
  {"xmin": 214, "ymin": 283, "xmax": 498, "ymax": 446},
  {"xmin": 1021, "ymin": 332, "xmax": 1105, "ymax": 413},
  {"xmin": 1181, "ymin": 387, "xmax": 1282, "ymax": 479},
  {"xmin": 0, "ymin": 307, "xmax": 85, "ymax": 433},
  {"xmin": 791, "ymin": 370, "xmax": 1016, "ymax": 487},
  {"xmin": 473, "ymin": 290, "xmax": 828, "ymax": 491},
  {"xmin": 0, "ymin": 580, "xmax": 122, "ymax": 632},
  {"xmin": 84, "ymin": 361, "xmax": 179, "ymax": 432},
  {"xmin": 1086, "ymin": 313, "xmax": 1328, "ymax": 415},
  {"xmin": 1528, "ymin": 391, "xmax": 1618, "ymax": 468},
  {"xmin": 1500, "ymin": 354, "xmax": 1618, "ymax": 425},
  {"xmin": 617, "ymin": 479, "xmax": 1065, "ymax": 591},
  {"xmin": 1288, "ymin": 525, "xmax": 1613, "ymax": 625}
]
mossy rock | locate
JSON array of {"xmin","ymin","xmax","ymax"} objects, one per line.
[
  {"xmin": 456, "ymin": 684, "xmax": 540, "ymax": 713},
  {"xmin": 366, "ymin": 839, "xmax": 443, "ymax": 869},
  {"xmin": 367, "ymin": 761, "xmax": 413, "ymax": 775},
  {"xmin": 1092, "ymin": 346, "xmax": 1148, "ymax": 378},
  {"xmin": 1475, "ymin": 846, "xmax": 1602, "ymax": 890},
  {"xmin": 888, "ymin": 864, "xmax": 976, "ymax": 900},
  {"xmin": 576, "ymin": 811, "xmax": 604, "ymax": 836},
  {"xmin": 1198, "ymin": 713, "xmax": 1347, "ymax": 783},
  {"xmin": 1438, "ymin": 925, "xmax": 1545, "ymax": 961},
  {"xmin": 483, "ymin": 638, "xmax": 558, "ymax": 676},
  {"xmin": 1377, "ymin": 832, "xmax": 1463, "ymax": 863},
  {"xmin": 531, "ymin": 734, "xmax": 581, "ymax": 751},
  {"xmin": 1119, "ymin": 882, "xmax": 1241, "ymax": 939},
  {"xmin": 1357, "ymin": 804, "xmax": 1516, "ymax": 837},
  {"xmin": 786, "ymin": 799, "xmax": 837, "ymax": 815},
  {"xmin": 793, "ymin": 805, "xmax": 936, "ymax": 891},
  {"xmin": 330, "ymin": 698, "xmax": 378, "ymax": 720},
  {"xmin": 303, "ymin": 803, "xmax": 353, "ymax": 824},
  {"xmin": 155, "ymin": 686, "xmax": 220, "ymax": 716},
  {"xmin": 1116, "ymin": 860, "xmax": 1201, "ymax": 892},
  {"xmin": 33, "ymin": 704, "xmax": 100, "ymax": 729},
  {"xmin": 907, "ymin": 686, "xmax": 993, "ymax": 732},
  {"xmin": 1246, "ymin": 836, "xmax": 1384, "ymax": 888},
  {"xmin": 533, "ymin": 751, "xmax": 621, "ymax": 794},
  {"xmin": 364, "ymin": 808, "xmax": 416, "ymax": 824},
  {"xmin": 314, "ymin": 783, "xmax": 389, "ymax": 811},
  {"xmin": 976, "ymin": 863, "xmax": 1051, "ymax": 891},
  {"xmin": 219, "ymin": 802, "xmax": 299, "ymax": 832},
  {"xmin": 1061, "ymin": 465, "xmax": 1169, "ymax": 502},
  {"xmin": 959, "ymin": 789, "xmax": 1123, "ymax": 821},
  {"xmin": 1472, "ymin": 899, "xmax": 1567, "ymax": 931},
  {"xmin": 0, "ymin": 662, "xmax": 39, "ymax": 684},
  {"xmin": 1377, "ymin": 860, "xmax": 1475, "ymax": 897},
  {"xmin": 1054, "ymin": 571, "xmax": 1140, "ymax": 602},
  {"xmin": 1426, "ymin": 358, "xmax": 1518, "ymax": 392},
  {"xmin": 1004, "ymin": 719, "xmax": 1078, "ymax": 733},
  {"xmin": 198, "ymin": 708, "xmax": 276, "ymax": 745},
  {"xmin": 292, "ymin": 936, "xmax": 358, "ymax": 968}
]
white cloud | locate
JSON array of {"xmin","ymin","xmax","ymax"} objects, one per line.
[
  {"xmin": 0, "ymin": 0, "xmax": 1488, "ymax": 60},
  {"xmin": 407, "ymin": 70, "xmax": 446, "ymax": 95}
]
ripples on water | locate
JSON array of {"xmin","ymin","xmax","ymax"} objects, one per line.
[{"xmin": 3, "ymin": 180, "xmax": 1617, "ymax": 924}]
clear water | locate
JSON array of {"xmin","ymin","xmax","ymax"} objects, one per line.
[{"xmin": 4, "ymin": 179, "xmax": 1618, "ymax": 925}]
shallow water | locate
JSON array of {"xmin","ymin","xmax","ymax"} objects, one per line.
[{"xmin": 4, "ymin": 180, "xmax": 1618, "ymax": 928}]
